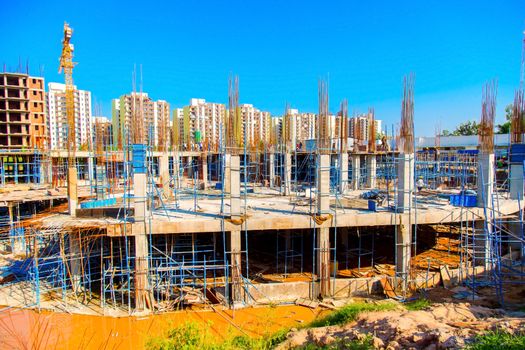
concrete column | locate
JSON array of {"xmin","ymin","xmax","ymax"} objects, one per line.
[
  {"xmin": 228, "ymin": 154, "xmax": 243, "ymax": 304},
  {"xmin": 67, "ymin": 167, "xmax": 78, "ymax": 217},
  {"xmin": 283, "ymin": 153, "xmax": 292, "ymax": 195},
  {"xmin": 339, "ymin": 152, "xmax": 348, "ymax": 194},
  {"xmin": 473, "ymin": 154, "xmax": 495, "ymax": 269},
  {"xmin": 229, "ymin": 229, "xmax": 243, "ymax": 304},
  {"xmin": 317, "ymin": 154, "xmax": 331, "ymax": 214},
  {"xmin": 396, "ymin": 153, "xmax": 414, "ymax": 213},
  {"xmin": 69, "ymin": 231, "xmax": 82, "ymax": 294},
  {"xmin": 477, "ymin": 153, "xmax": 495, "ymax": 209},
  {"xmin": 366, "ymin": 154, "xmax": 377, "ymax": 189},
  {"xmin": 87, "ymin": 156, "xmax": 94, "ymax": 182},
  {"xmin": 317, "ymin": 154, "xmax": 331, "ymax": 297},
  {"xmin": 269, "ymin": 153, "xmax": 275, "ymax": 188},
  {"xmin": 187, "ymin": 156, "xmax": 193, "ymax": 178},
  {"xmin": 8, "ymin": 204, "xmax": 25, "ymax": 255},
  {"xmin": 224, "ymin": 154, "xmax": 231, "ymax": 195},
  {"xmin": 509, "ymin": 163, "xmax": 524, "ymax": 200},
  {"xmin": 134, "ymin": 171, "xmax": 151, "ymax": 312},
  {"xmin": 201, "ymin": 154, "xmax": 208, "ymax": 189},
  {"xmin": 38, "ymin": 163, "xmax": 45, "ymax": 184},
  {"xmin": 351, "ymin": 155, "xmax": 361, "ymax": 190},
  {"xmin": 159, "ymin": 153, "xmax": 170, "ymax": 199},
  {"xmin": 173, "ymin": 153, "xmax": 181, "ymax": 189},
  {"xmin": 395, "ymin": 218, "xmax": 412, "ymax": 288},
  {"xmin": 229, "ymin": 155, "xmax": 241, "ymax": 218}
]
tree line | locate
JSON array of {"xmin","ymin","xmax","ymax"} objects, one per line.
[{"xmin": 441, "ymin": 104, "xmax": 513, "ymax": 136}]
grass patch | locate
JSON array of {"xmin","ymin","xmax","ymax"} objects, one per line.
[
  {"xmin": 404, "ymin": 298, "xmax": 431, "ymax": 311},
  {"xmin": 466, "ymin": 331, "xmax": 525, "ymax": 350},
  {"xmin": 309, "ymin": 302, "xmax": 397, "ymax": 327},
  {"xmin": 146, "ymin": 321, "xmax": 288, "ymax": 350},
  {"xmin": 296, "ymin": 336, "xmax": 373, "ymax": 349}
]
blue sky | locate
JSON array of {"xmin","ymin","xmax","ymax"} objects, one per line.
[{"xmin": 1, "ymin": 1, "xmax": 524, "ymax": 136}]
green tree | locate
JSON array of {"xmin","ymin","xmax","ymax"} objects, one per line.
[
  {"xmin": 495, "ymin": 104, "xmax": 512, "ymax": 134},
  {"xmin": 452, "ymin": 120, "xmax": 479, "ymax": 136}
]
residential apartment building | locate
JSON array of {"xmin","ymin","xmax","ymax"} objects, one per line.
[
  {"xmin": 0, "ymin": 73, "xmax": 46, "ymax": 149},
  {"xmin": 240, "ymin": 103, "xmax": 271, "ymax": 148},
  {"xmin": 92, "ymin": 116, "xmax": 113, "ymax": 149},
  {"xmin": 349, "ymin": 114, "xmax": 382, "ymax": 141},
  {"xmin": 47, "ymin": 82, "xmax": 92, "ymax": 150},
  {"xmin": 173, "ymin": 99, "xmax": 274, "ymax": 150},
  {"xmin": 174, "ymin": 98, "xmax": 225, "ymax": 151},
  {"xmin": 112, "ymin": 93, "xmax": 169, "ymax": 149}
]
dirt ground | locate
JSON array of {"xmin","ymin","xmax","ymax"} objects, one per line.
[{"xmin": 277, "ymin": 301, "xmax": 525, "ymax": 350}]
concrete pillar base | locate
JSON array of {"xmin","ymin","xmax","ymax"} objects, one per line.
[{"xmin": 395, "ymin": 218, "xmax": 412, "ymax": 290}]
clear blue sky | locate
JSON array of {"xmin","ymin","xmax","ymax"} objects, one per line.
[{"xmin": 1, "ymin": 0, "xmax": 524, "ymax": 136}]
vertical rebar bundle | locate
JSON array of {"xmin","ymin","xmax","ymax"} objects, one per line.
[
  {"xmin": 227, "ymin": 75, "xmax": 240, "ymax": 154},
  {"xmin": 317, "ymin": 79, "xmax": 330, "ymax": 153},
  {"xmin": 399, "ymin": 74, "xmax": 415, "ymax": 154},
  {"xmin": 479, "ymin": 80, "xmax": 497, "ymax": 154},
  {"xmin": 340, "ymin": 99, "xmax": 348, "ymax": 152},
  {"xmin": 511, "ymin": 89, "xmax": 525, "ymax": 144},
  {"xmin": 368, "ymin": 107, "xmax": 376, "ymax": 153}
]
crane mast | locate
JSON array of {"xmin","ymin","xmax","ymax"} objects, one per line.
[
  {"xmin": 59, "ymin": 22, "xmax": 78, "ymax": 217},
  {"xmin": 59, "ymin": 22, "xmax": 77, "ymax": 164}
]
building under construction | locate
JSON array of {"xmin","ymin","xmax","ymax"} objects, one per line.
[{"xmin": 1, "ymin": 25, "xmax": 525, "ymax": 316}]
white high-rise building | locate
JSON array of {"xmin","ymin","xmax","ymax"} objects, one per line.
[{"xmin": 46, "ymin": 82, "xmax": 92, "ymax": 150}]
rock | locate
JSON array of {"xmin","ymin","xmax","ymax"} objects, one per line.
[
  {"xmin": 386, "ymin": 340, "xmax": 400, "ymax": 350},
  {"xmin": 423, "ymin": 344, "xmax": 437, "ymax": 350},
  {"xmin": 372, "ymin": 336, "xmax": 385, "ymax": 349},
  {"xmin": 440, "ymin": 335, "xmax": 458, "ymax": 348}
]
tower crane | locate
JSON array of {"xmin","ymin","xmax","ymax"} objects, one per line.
[
  {"xmin": 58, "ymin": 22, "xmax": 78, "ymax": 216},
  {"xmin": 59, "ymin": 22, "xmax": 77, "ymax": 163}
]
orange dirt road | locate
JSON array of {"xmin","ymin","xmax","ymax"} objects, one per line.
[{"xmin": 0, "ymin": 305, "xmax": 324, "ymax": 349}]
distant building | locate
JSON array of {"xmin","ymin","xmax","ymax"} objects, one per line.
[
  {"xmin": 92, "ymin": 116, "xmax": 113, "ymax": 149},
  {"xmin": 240, "ymin": 103, "xmax": 272, "ymax": 147},
  {"xmin": 112, "ymin": 93, "xmax": 169, "ymax": 150},
  {"xmin": 0, "ymin": 73, "xmax": 46, "ymax": 150},
  {"xmin": 47, "ymin": 82, "xmax": 92, "ymax": 150},
  {"xmin": 349, "ymin": 114, "xmax": 382, "ymax": 142},
  {"xmin": 174, "ymin": 98, "xmax": 226, "ymax": 151}
]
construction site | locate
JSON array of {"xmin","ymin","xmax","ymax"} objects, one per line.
[{"xmin": 1, "ymin": 23, "xmax": 525, "ymax": 325}]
